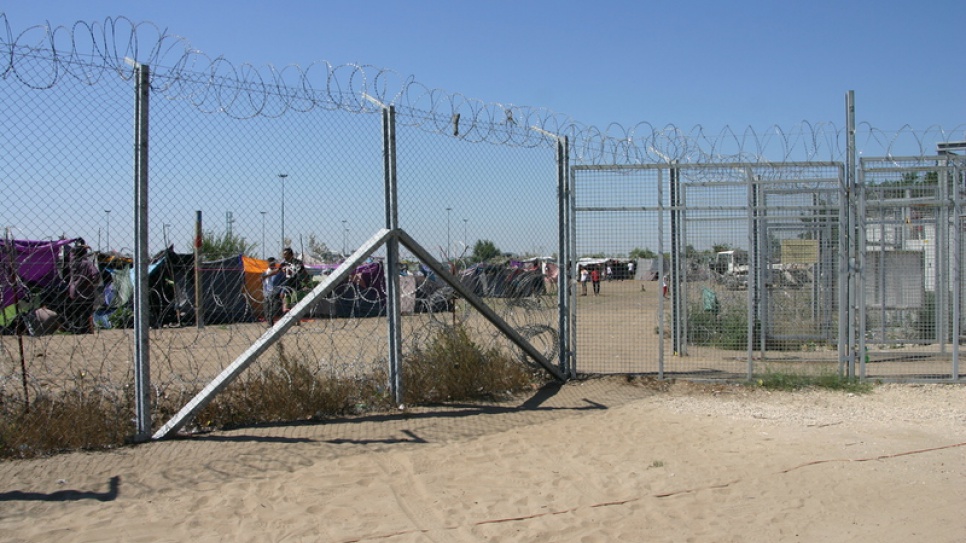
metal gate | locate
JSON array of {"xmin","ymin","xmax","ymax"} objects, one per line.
[
  {"xmin": 572, "ymin": 162, "xmax": 848, "ymax": 379},
  {"xmin": 572, "ymin": 158, "xmax": 965, "ymax": 382},
  {"xmin": 858, "ymin": 156, "xmax": 964, "ymax": 381}
]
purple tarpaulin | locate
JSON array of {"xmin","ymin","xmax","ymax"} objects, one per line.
[
  {"xmin": 1, "ymin": 238, "xmax": 76, "ymax": 308},
  {"xmin": 350, "ymin": 261, "xmax": 386, "ymax": 295}
]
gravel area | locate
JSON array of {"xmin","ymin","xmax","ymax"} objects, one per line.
[{"xmin": 656, "ymin": 382, "xmax": 966, "ymax": 435}]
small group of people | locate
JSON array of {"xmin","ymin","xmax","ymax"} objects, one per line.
[
  {"xmin": 261, "ymin": 247, "xmax": 308, "ymax": 324},
  {"xmin": 579, "ymin": 266, "xmax": 602, "ymax": 296}
]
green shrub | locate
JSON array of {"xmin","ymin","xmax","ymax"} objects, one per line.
[
  {"xmin": 754, "ymin": 368, "xmax": 872, "ymax": 393},
  {"xmin": 687, "ymin": 305, "xmax": 748, "ymax": 350}
]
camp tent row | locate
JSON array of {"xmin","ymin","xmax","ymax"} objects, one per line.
[
  {"xmin": 0, "ymin": 241, "xmax": 447, "ymax": 334},
  {"xmin": 3, "ymin": 240, "xmax": 551, "ymax": 335},
  {"xmin": 146, "ymin": 254, "xmax": 456, "ymax": 325}
]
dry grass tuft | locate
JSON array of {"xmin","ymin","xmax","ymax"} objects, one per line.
[
  {"xmin": 195, "ymin": 353, "xmax": 389, "ymax": 431},
  {"xmin": 1, "ymin": 325, "xmax": 542, "ymax": 458},
  {"xmin": 403, "ymin": 325, "xmax": 538, "ymax": 405},
  {"xmin": 1, "ymin": 386, "xmax": 132, "ymax": 459}
]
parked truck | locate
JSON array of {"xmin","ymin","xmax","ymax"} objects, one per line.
[{"xmin": 711, "ymin": 250, "xmax": 750, "ymax": 289}]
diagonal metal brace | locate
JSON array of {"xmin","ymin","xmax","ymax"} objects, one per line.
[{"xmin": 153, "ymin": 229, "xmax": 394, "ymax": 439}]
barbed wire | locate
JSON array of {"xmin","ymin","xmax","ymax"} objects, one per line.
[{"xmin": 1, "ymin": 14, "xmax": 963, "ymax": 165}]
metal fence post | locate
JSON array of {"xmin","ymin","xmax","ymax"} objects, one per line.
[
  {"xmin": 132, "ymin": 61, "xmax": 152, "ymax": 441},
  {"xmin": 745, "ymin": 167, "xmax": 756, "ymax": 374},
  {"xmin": 556, "ymin": 136, "xmax": 573, "ymax": 378},
  {"xmin": 194, "ymin": 210, "xmax": 204, "ymax": 328},
  {"xmin": 844, "ymin": 90, "xmax": 857, "ymax": 378},
  {"xmin": 381, "ymin": 103, "xmax": 403, "ymax": 406},
  {"xmin": 568, "ymin": 139, "xmax": 579, "ymax": 377},
  {"xmin": 938, "ymin": 160, "xmax": 949, "ymax": 353},
  {"xmin": 953, "ymin": 160, "xmax": 962, "ymax": 380},
  {"xmin": 670, "ymin": 163, "xmax": 683, "ymax": 355}
]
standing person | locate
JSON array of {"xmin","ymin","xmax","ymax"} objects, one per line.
[
  {"xmin": 627, "ymin": 260, "xmax": 635, "ymax": 280},
  {"xmin": 591, "ymin": 267, "xmax": 601, "ymax": 296},
  {"xmin": 261, "ymin": 257, "xmax": 284, "ymax": 323},
  {"xmin": 606, "ymin": 264, "xmax": 613, "ymax": 281},
  {"xmin": 63, "ymin": 240, "xmax": 100, "ymax": 334},
  {"xmin": 579, "ymin": 267, "xmax": 589, "ymax": 296},
  {"xmin": 278, "ymin": 247, "xmax": 307, "ymax": 313},
  {"xmin": 662, "ymin": 273, "xmax": 669, "ymax": 298}
]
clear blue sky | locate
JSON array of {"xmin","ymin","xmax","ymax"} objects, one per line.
[
  {"xmin": 3, "ymin": 2, "xmax": 964, "ymax": 257},
  {"xmin": 4, "ymin": 0, "xmax": 964, "ymax": 135}
]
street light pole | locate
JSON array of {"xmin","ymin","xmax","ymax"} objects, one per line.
[
  {"xmin": 342, "ymin": 219, "xmax": 347, "ymax": 258},
  {"xmin": 463, "ymin": 218, "xmax": 467, "ymax": 252},
  {"xmin": 278, "ymin": 173, "xmax": 288, "ymax": 249},
  {"xmin": 446, "ymin": 207, "xmax": 452, "ymax": 261},
  {"xmin": 104, "ymin": 209, "xmax": 111, "ymax": 252},
  {"xmin": 260, "ymin": 211, "xmax": 267, "ymax": 259}
]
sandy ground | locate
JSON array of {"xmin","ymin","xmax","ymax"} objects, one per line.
[{"xmin": 1, "ymin": 377, "xmax": 964, "ymax": 543}]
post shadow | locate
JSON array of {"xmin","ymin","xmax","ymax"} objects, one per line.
[{"xmin": 0, "ymin": 475, "xmax": 120, "ymax": 502}]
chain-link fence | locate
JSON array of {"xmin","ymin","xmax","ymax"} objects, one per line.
[
  {"xmin": 3, "ymin": 17, "xmax": 965, "ymax": 452},
  {"xmin": 1, "ymin": 28, "xmax": 564, "ymax": 444}
]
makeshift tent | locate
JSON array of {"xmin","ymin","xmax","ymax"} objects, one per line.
[
  {"xmin": 307, "ymin": 261, "xmax": 450, "ymax": 319},
  {"xmin": 108, "ymin": 264, "xmax": 133, "ymax": 307},
  {"xmin": 141, "ymin": 249, "xmax": 253, "ymax": 327},
  {"xmin": 0, "ymin": 238, "xmax": 74, "ymax": 330},
  {"xmin": 343, "ymin": 261, "xmax": 386, "ymax": 317},
  {"xmin": 314, "ymin": 261, "xmax": 392, "ymax": 318},
  {"xmin": 186, "ymin": 254, "xmax": 253, "ymax": 324},
  {"xmin": 1, "ymin": 239, "xmax": 73, "ymax": 310},
  {"xmin": 241, "ymin": 256, "xmax": 270, "ymax": 319},
  {"xmin": 413, "ymin": 273, "xmax": 452, "ymax": 314},
  {"xmin": 521, "ymin": 257, "xmax": 559, "ymax": 292}
]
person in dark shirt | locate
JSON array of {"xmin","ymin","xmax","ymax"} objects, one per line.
[
  {"xmin": 63, "ymin": 241, "xmax": 100, "ymax": 333},
  {"xmin": 277, "ymin": 247, "xmax": 307, "ymax": 312}
]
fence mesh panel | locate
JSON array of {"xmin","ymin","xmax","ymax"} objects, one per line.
[
  {"xmin": 1, "ymin": 54, "xmax": 136, "ymax": 441},
  {"xmin": 572, "ymin": 166, "xmax": 666, "ymax": 374},
  {"xmin": 143, "ymin": 75, "xmax": 394, "ymax": 421},
  {"xmin": 1, "ymin": 50, "xmax": 564, "ymax": 447},
  {"xmin": 394, "ymin": 118, "xmax": 561, "ymax": 386}
]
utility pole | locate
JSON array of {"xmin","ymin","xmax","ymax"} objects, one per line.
[{"xmin": 279, "ymin": 173, "xmax": 288, "ymax": 248}]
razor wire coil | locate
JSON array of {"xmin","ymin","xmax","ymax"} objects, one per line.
[{"xmin": 2, "ymin": 14, "xmax": 963, "ymax": 167}]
